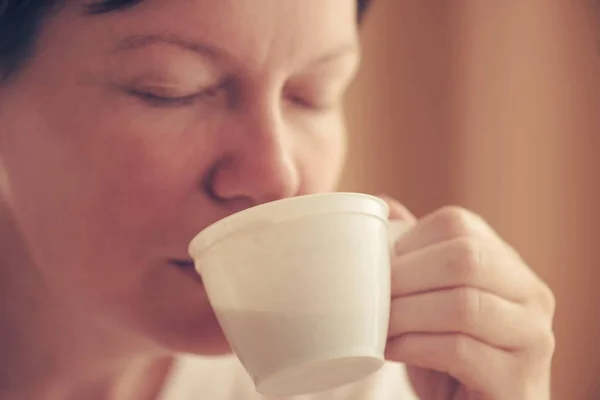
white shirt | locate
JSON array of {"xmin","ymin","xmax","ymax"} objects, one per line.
[{"xmin": 160, "ymin": 355, "xmax": 418, "ymax": 400}]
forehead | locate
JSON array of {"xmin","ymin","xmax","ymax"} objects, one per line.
[{"xmin": 54, "ymin": 0, "xmax": 359, "ymax": 71}]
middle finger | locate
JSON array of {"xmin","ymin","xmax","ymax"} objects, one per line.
[
  {"xmin": 391, "ymin": 237, "xmax": 539, "ymax": 305},
  {"xmin": 389, "ymin": 287, "xmax": 544, "ymax": 351}
]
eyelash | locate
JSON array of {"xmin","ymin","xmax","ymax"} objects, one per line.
[
  {"xmin": 128, "ymin": 86, "xmax": 223, "ymax": 108},
  {"xmin": 127, "ymin": 85, "xmax": 335, "ymax": 112},
  {"xmin": 288, "ymin": 95, "xmax": 334, "ymax": 112}
]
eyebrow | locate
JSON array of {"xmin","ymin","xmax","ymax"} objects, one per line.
[
  {"xmin": 113, "ymin": 33, "xmax": 227, "ymax": 60},
  {"xmin": 112, "ymin": 33, "xmax": 359, "ymax": 67}
]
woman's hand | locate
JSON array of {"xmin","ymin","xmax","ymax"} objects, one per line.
[{"xmin": 381, "ymin": 197, "xmax": 555, "ymax": 400}]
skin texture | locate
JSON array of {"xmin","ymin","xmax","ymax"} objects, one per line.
[
  {"xmin": 0, "ymin": 1, "xmax": 555, "ymax": 399},
  {"xmin": 383, "ymin": 199, "xmax": 555, "ymax": 400}
]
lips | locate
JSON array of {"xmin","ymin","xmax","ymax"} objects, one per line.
[
  {"xmin": 170, "ymin": 259, "xmax": 196, "ymax": 269},
  {"xmin": 170, "ymin": 259, "xmax": 203, "ymax": 284}
]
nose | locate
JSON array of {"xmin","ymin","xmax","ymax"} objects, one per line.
[{"xmin": 205, "ymin": 103, "xmax": 301, "ymax": 207}]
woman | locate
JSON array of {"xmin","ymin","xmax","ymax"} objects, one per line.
[{"xmin": 0, "ymin": 0, "xmax": 555, "ymax": 399}]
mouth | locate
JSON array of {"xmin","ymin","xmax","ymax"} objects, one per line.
[{"xmin": 170, "ymin": 259, "xmax": 203, "ymax": 284}]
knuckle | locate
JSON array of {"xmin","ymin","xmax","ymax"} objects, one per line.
[
  {"xmin": 542, "ymin": 331, "xmax": 556, "ymax": 355},
  {"xmin": 453, "ymin": 287, "xmax": 482, "ymax": 329},
  {"xmin": 523, "ymin": 315, "xmax": 556, "ymax": 359},
  {"xmin": 533, "ymin": 324, "xmax": 556, "ymax": 356},
  {"xmin": 538, "ymin": 283, "xmax": 556, "ymax": 315},
  {"xmin": 546, "ymin": 332, "xmax": 556, "ymax": 355},
  {"xmin": 448, "ymin": 335, "xmax": 473, "ymax": 369},
  {"xmin": 447, "ymin": 237, "xmax": 483, "ymax": 284},
  {"xmin": 432, "ymin": 206, "xmax": 475, "ymax": 238}
]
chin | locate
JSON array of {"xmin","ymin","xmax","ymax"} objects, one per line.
[
  {"xmin": 169, "ymin": 324, "xmax": 233, "ymax": 356},
  {"xmin": 141, "ymin": 305, "xmax": 233, "ymax": 357},
  {"xmin": 114, "ymin": 262, "xmax": 235, "ymax": 356},
  {"xmin": 93, "ymin": 261, "xmax": 237, "ymax": 358}
]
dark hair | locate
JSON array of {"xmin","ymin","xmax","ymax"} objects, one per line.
[{"xmin": 0, "ymin": 0, "xmax": 372, "ymax": 82}]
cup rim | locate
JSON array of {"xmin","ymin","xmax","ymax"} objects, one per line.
[{"xmin": 188, "ymin": 192, "xmax": 389, "ymax": 263}]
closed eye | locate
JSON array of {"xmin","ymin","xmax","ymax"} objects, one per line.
[
  {"xmin": 130, "ymin": 90, "xmax": 205, "ymax": 107},
  {"xmin": 129, "ymin": 88, "xmax": 219, "ymax": 107},
  {"xmin": 286, "ymin": 93, "xmax": 338, "ymax": 112},
  {"xmin": 125, "ymin": 81, "xmax": 228, "ymax": 108}
]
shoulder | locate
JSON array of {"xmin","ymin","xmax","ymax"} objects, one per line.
[{"xmin": 160, "ymin": 355, "xmax": 418, "ymax": 400}]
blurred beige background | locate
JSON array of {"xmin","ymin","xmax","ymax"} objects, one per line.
[{"xmin": 339, "ymin": 1, "xmax": 600, "ymax": 399}]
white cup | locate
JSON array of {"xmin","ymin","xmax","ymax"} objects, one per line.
[{"xmin": 188, "ymin": 193, "xmax": 410, "ymax": 397}]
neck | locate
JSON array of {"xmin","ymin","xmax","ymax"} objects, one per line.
[{"xmin": 0, "ymin": 200, "xmax": 171, "ymax": 400}]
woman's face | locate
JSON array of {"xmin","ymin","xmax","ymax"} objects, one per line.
[{"xmin": 0, "ymin": 0, "xmax": 359, "ymax": 354}]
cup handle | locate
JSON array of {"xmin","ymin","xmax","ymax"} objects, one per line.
[{"xmin": 387, "ymin": 219, "xmax": 412, "ymax": 249}]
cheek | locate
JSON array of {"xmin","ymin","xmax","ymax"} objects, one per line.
[
  {"xmin": 299, "ymin": 116, "xmax": 347, "ymax": 193},
  {"xmin": 1, "ymin": 93, "xmax": 217, "ymax": 289}
]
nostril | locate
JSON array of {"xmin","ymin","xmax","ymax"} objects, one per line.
[
  {"xmin": 202, "ymin": 161, "xmax": 221, "ymax": 202},
  {"xmin": 203, "ymin": 131, "xmax": 300, "ymax": 206},
  {"xmin": 203, "ymin": 162, "xmax": 255, "ymax": 212}
]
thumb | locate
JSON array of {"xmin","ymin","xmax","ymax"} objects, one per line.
[{"xmin": 377, "ymin": 195, "xmax": 417, "ymax": 224}]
